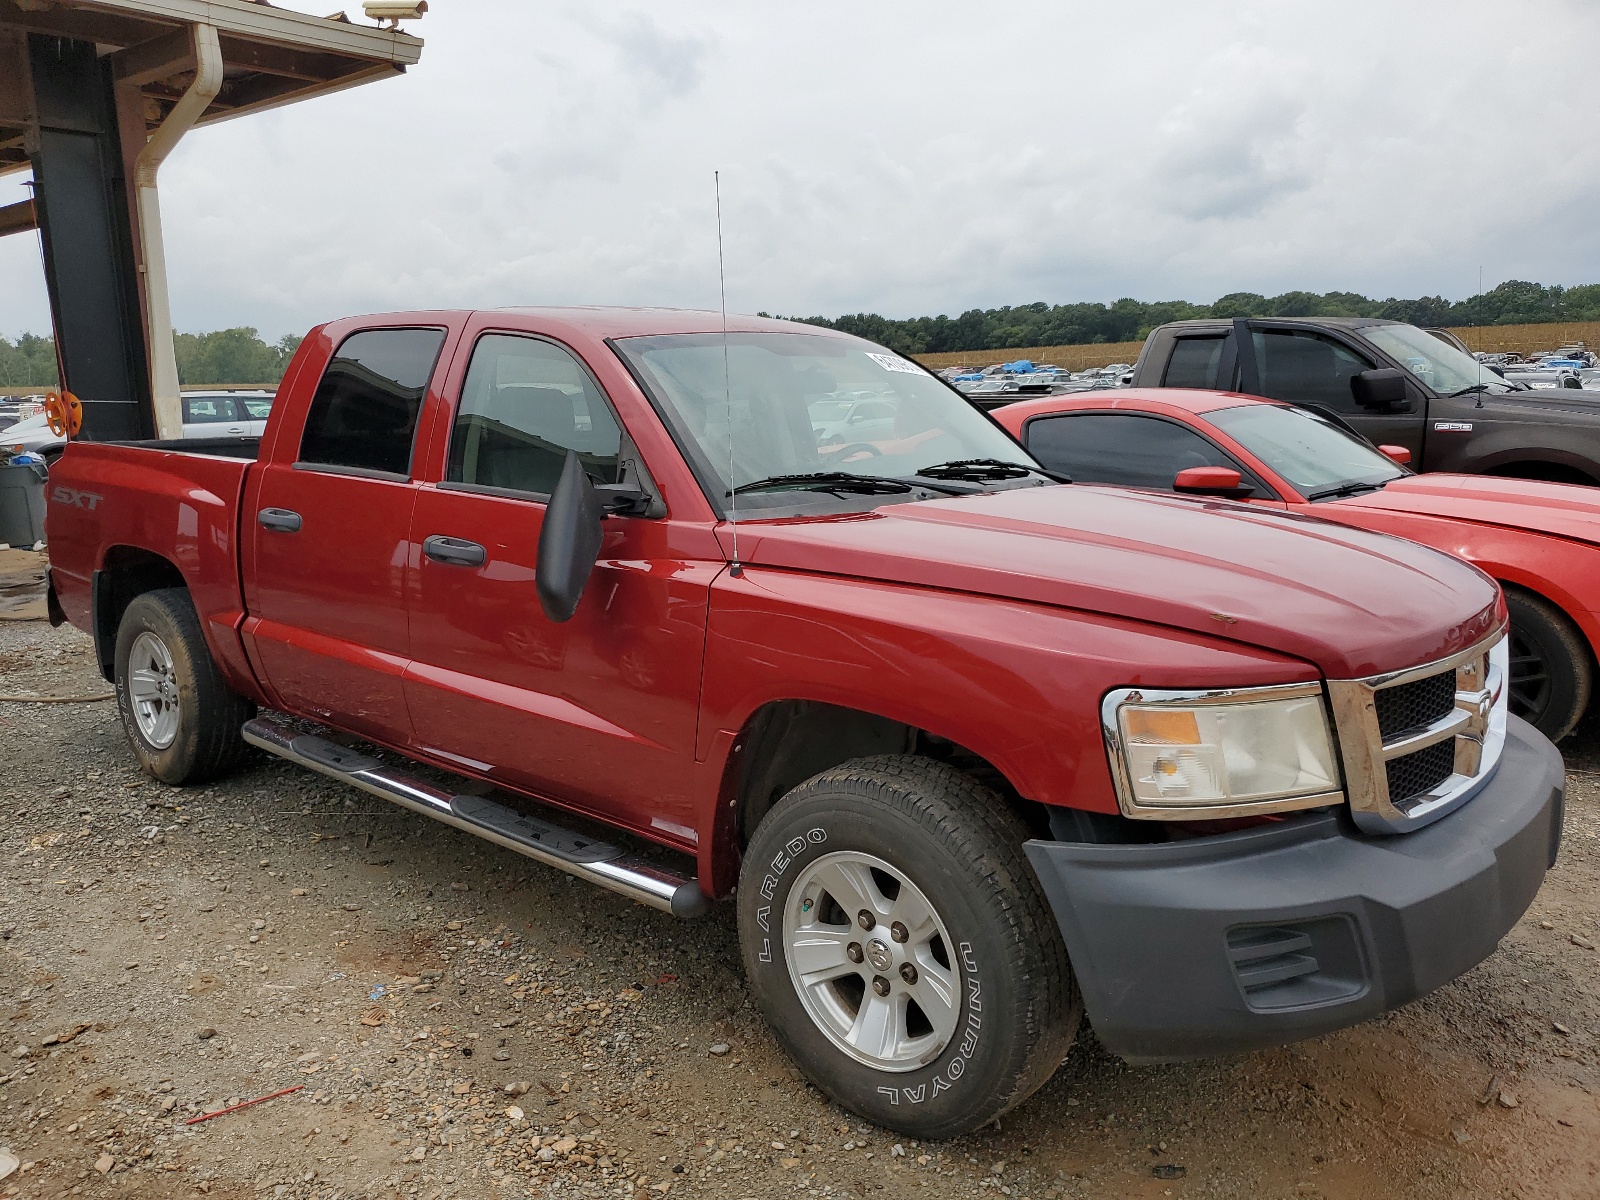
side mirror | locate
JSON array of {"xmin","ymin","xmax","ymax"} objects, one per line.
[
  {"xmin": 536, "ymin": 450, "xmax": 605, "ymax": 623},
  {"xmin": 1173, "ymin": 466, "xmax": 1253, "ymax": 498},
  {"xmin": 1350, "ymin": 368, "xmax": 1412, "ymax": 411},
  {"xmin": 1561, "ymin": 374, "xmax": 1583, "ymax": 390},
  {"xmin": 1379, "ymin": 444, "xmax": 1412, "ymax": 466}
]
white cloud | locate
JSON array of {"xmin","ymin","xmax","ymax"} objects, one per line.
[{"xmin": 3, "ymin": 0, "xmax": 1599, "ymax": 341}]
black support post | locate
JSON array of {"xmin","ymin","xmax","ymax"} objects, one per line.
[{"xmin": 27, "ymin": 34, "xmax": 151, "ymax": 442}]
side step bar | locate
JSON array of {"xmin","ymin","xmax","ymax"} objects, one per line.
[{"xmin": 242, "ymin": 717, "xmax": 709, "ymax": 918}]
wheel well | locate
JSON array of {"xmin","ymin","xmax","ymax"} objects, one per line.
[
  {"xmin": 1484, "ymin": 461, "xmax": 1598, "ymax": 487},
  {"xmin": 729, "ymin": 700, "xmax": 1050, "ymax": 852},
  {"xmin": 92, "ymin": 547, "xmax": 186, "ymax": 681}
]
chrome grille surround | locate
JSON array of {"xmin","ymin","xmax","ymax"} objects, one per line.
[{"xmin": 1326, "ymin": 628, "xmax": 1509, "ymax": 835}]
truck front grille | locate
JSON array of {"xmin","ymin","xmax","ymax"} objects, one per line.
[
  {"xmin": 1327, "ymin": 631, "xmax": 1507, "ymax": 834},
  {"xmin": 1385, "ymin": 739, "xmax": 1457, "ymax": 809},
  {"xmin": 1374, "ymin": 670, "xmax": 1456, "ymax": 741}
]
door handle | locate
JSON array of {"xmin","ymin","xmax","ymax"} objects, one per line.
[
  {"xmin": 257, "ymin": 508, "xmax": 302, "ymax": 533},
  {"xmin": 423, "ymin": 534, "xmax": 487, "ymax": 568}
]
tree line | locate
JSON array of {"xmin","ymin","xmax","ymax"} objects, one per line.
[
  {"xmin": 790, "ymin": 279, "xmax": 1600, "ymax": 355},
  {"xmin": 6, "ymin": 278, "xmax": 1600, "ymax": 384},
  {"xmin": 0, "ymin": 327, "xmax": 302, "ymax": 389}
]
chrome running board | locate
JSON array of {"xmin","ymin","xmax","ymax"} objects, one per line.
[{"xmin": 242, "ymin": 716, "xmax": 709, "ymax": 918}]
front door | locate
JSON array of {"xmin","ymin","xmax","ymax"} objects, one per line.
[
  {"xmin": 403, "ymin": 330, "xmax": 714, "ymax": 843},
  {"xmin": 244, "ymin": 325, "xmax": 448, "ymax": 747},
  {"xmin": 1246, "ymin": 327, "xmax": 1426, "ymax": 459}
]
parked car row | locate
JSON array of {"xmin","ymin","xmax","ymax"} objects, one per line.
[
  {"xmin": 1, "ymin": 389, "xmax": 274, "ymax": 464},
  {"xmin": 43, "ymin": 308, "xmax": 1569, "ymax": 1141}
]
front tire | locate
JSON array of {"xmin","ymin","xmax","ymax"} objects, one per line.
[
  {"xmin": 738, "ymin": 756, "xmax": 1080, "ymax": 1139},
  {"xmin": 114, "ymin": 588, "xmax": 254, "ymax": 784},
  {"xmin": 1505, "ymin": 587, "xmax": 1592, "ymax": 741}
]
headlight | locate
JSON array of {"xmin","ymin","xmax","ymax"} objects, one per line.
[{"xmin": 1101, "ymin": 683, "xmax": 1344, "ymax": 820}]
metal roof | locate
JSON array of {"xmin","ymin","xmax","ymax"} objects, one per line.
[{"xmin": 0, "ymin": 0, "xmax": 424, "ymax": 177}]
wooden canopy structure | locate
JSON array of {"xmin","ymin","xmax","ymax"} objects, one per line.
[{"xmin": 0, "ymin": 0, "xmax": 424, "ymax": 439}]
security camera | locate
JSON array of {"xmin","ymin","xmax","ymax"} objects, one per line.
[{"xmin": 363, "ymin": 1, "xmax": 427, "ymax": 27}]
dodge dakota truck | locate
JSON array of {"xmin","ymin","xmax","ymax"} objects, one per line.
[
  {"xmin": 1129, "ymin": 316, "xmax": 1600, "ymax": 485},
  {"xmin": 45, "ymin": 308, "xmax": 1564, "ymax": 1139}
]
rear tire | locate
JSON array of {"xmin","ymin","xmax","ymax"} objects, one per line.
[
  {"xmin": 114, "ymin": 588, "xmax": 254, "ymax": 784},
  {"xmin": 1504, "ymin": 587, "xmax": 1592, "ymax": 741},
  {"xmin": 738, "ymin": 755, "xmax": 1080, "ymax": 1139}
]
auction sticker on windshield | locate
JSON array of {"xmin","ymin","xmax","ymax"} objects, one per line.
[{"xmin": 865, "ymin": 352, "xmax": 923, "ymax": 374}]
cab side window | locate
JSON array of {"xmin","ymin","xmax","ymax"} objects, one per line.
[
  {"xmin": 446, "ymin": 334, "xmax": 622, "ymax": 497},
  {"xmin": 1024, "ymin": 412, "xmax": 1264, "ymax": 493},
  {"xmin": 1254, "ymin": 331, "xmax": 1373, "ymax": 413},
  {"xmin": 1163, "ymin": 336, "xmax": 1225, "ymax": 388},
  {"xmin": 299, "ymin": 328, "xmax": 447, "ymax": 476}
]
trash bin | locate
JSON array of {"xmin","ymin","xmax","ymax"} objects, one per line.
[{"xmin": 0, "ymin": 458, "xmax": 48, "ymax": 548}]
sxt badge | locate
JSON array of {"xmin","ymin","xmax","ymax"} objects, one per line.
[{"xmin": 52, "ymin": 486, "xmax": 103, "ymax": 511}]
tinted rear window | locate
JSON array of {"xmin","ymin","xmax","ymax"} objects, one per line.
[
  {"xmin": 1163, "ymin": 336, "xmax": 1225, "ymax": 389},
  {"xmin": 299, "ymin": 328, "xmax": 446, "ymax": 475}
]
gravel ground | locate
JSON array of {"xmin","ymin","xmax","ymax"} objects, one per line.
[{"xmin": 0, "ymin": 600, "xmax": 1595, "ymax": 1200}]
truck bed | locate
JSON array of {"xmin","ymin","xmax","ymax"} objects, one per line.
[{"xmin": 45, "ymin": 438, "xmax": 261, "ymax": 695}]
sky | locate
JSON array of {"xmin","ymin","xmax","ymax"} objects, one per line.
[{"xmin": 3, "ymin": 0, "xmax": 1600, "ymax": 341}]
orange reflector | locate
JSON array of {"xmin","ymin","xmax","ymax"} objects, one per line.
[{"xmin": 1124, "ymin": 708, "xmax": 1201, "ymax": 745}]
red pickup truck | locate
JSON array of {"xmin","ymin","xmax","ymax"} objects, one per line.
[{"xmin": 45, "ymin": 309, "xmax": 1564, "ymax": 1139}]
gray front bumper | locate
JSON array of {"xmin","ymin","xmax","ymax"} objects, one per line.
[{"xmin": 1024, "ymin": 715, "xmax": 1564, "ymax": 1063}]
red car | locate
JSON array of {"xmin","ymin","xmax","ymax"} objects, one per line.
[{"xmin": 995, "ymin": 389, "xmax": 1600, "ymax": 740}]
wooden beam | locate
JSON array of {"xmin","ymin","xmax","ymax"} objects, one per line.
[
  {"xmin": 216, "ymin": 33, "xmax": 354, "ymax": 84},
  {"xmin": 0, "ymin": 0, "xmax": 171, "ymax": 48},
  {"xmin": 0, "ymin": 197, "xmax": 36, "ymax": 238},
  {"xmin": 110, "ymin": 26, "xmax": 194, "ymax": 87}
]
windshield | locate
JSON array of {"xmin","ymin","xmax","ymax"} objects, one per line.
[
  {"xmin": 1364, "ymin": 323, "xmax": 1511, "ymax": 395},
  {"xmin": 613, "ymin": 332, "xmax": 1038, "ymax": 510},
  {"xmin": 1208, "ymin": 403, "xmax": 1404, "ymax": 498}
]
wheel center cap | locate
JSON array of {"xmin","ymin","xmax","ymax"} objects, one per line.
[{"xmin": 865, "ymin": 938, "xmax": 893, "ymax": 972}]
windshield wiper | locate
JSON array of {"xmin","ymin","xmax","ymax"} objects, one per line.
[
  {"xmin": 1446, "ymin": 383, "xmax": 1502, "ymax": 398},
  {"xmin": 916, "ymin": 458, "xmax": 1072, "ymax": 484},
  {"xmin": 729, "ymin": 472, "xmax": 977, "ymax": 497},
  {"xmin": 1307, "ymin": 480, "xmax": 1388, "ymax": 501}
]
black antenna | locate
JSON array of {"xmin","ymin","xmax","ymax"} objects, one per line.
[
  {"xmin": 716, "ymin": 170, "xmax": 742, "ymax": 577},
  {"xmin": 1475, "ymin": 264, "xmax": 1485, "ymax": 407}
]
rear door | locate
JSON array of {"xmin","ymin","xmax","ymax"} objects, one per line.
[
  {"xmin": 242, "ymin": 324, "xmax": 451, "ymax": 746},
  {"xmin": 402, "ymin": 325, "xmax": 715, "ymax": 838},
  {"xmin": 238, "ymin": 394, "xmax": 273, "ymax": 438}
]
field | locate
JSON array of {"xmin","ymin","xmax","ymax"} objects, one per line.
[
  {"xmin": 914, "ymin": 320, "xmax": 1600, "ymax": 375},
  {"xmin": 915, "ymin": 342, "xmax": 1146, "ymax": 371},
  {"xmin": 1449, "ymin": 320, "xmax": 1600, "ymax": 357}
]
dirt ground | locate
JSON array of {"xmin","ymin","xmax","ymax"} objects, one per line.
[{"xmin": 0, "ymin": 567, "xmax": 1595, "ymax": 1200}]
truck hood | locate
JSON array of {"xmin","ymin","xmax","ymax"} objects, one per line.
[
  {"xmin": 1331, "ymin": 472, "xmax": 1600, "ymax": 548},
  {"xmin": 734, "ymin": 485, "xmax": 1500, "ymax": 679}
]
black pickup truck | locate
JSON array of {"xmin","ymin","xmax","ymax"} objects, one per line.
[{"xmin": 1130, "ymin": 317, "xmax": 1600, "ymax": 485}]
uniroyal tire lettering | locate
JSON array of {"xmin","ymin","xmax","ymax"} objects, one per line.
[
  {"xmin": 760, "ymin": 875, "xmax": 777, "ymax": 901},
  {"xmin": 756, "ymin": 905, "xmax": 771, "ymax": 933},
  {"xmin": 876, "ymin": 940, "xmax": 983, "ymax": 1105}
]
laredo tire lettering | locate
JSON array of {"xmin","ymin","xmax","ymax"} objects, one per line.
[{"xmin": 756, "ymin": 828, "xmax": 825, "ymax": 965}]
